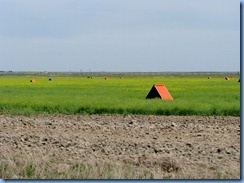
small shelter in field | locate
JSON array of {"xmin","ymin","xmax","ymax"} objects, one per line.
[
  {"xmin": 30, "ymin": 75, "xmax": 36, "ymax": 83},
  {"xmin": 146, "ymin": 84, "xmax": 173, "ymax": 100},
  {"xmin": 225, "ymin": 77, "xmax": 230, "ymax": 80}
]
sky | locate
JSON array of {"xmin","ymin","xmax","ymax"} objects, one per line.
[{"xmin": 0, "ymin": 0, "xmax": 240, "ymax": 72}]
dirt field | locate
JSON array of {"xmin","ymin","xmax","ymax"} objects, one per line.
[{"xmin": 0, "ymin": 114, "xmax": 240, "ymax": 179}]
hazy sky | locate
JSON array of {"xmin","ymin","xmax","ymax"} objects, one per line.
[{"xmin": 0, "ymin": 0, "xmax": 240, "ymax": 72}]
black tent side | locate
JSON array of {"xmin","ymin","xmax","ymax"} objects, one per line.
[{"xmin": 146, "ymin": 86, "xmax": 161, "ymax": 99}]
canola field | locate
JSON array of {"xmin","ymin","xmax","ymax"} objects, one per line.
[{"xmin": 0, "ymin": 75, "xmax": 240, "ymax": 116}]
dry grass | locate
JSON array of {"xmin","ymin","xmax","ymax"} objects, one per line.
[
  {"xmin": 0, "ymin": 151, "xmax": 239, "ymax": 179},
  {"xmin": 0, "ymin": 152, "xmax": 153, "ymax": 179}
]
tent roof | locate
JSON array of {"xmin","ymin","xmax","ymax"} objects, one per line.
[{"xmin": 146, "ymin": 84, "xmax": 173, "ymax": 100}]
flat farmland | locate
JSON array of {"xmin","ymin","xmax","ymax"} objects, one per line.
[
  {"xmin": 0, "ymin": 74, "xmax": 240, "ymax": 179},
  {"xmin": 0, "ymin": 114, "xmax": 240, "ymax": 179},
  {"xmin": 0, "ymin": 76, "xmax": 240, "ymax": 116}
]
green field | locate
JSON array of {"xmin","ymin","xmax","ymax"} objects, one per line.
[{"xmin": 0, "ymin": 74, "xmax": 240, "ymax": 116}]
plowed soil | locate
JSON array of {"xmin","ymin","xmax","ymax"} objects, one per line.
[{"xmin": 0, "ymin": 114, "xmax": 240, "ymax": 179}]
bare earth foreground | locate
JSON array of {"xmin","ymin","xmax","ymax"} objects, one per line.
[{"xmin": 0, "ymin": 114, "xmax": 240, "ymax": 179}]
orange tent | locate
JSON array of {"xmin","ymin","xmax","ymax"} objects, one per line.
[
  {"xmin": 146, "ymin": 84, "xmax": 173, "ymax": 100},
  {"xmin": 30, "ymin": 79, "xmax": 36, "ymax": 83}
]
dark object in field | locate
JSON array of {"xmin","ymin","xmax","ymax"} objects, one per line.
[
  {"xmin": 208, "ymin": 76, "xmax": 211, "ymax": 79},
  {"xmin": 49, "ymin": 77, "xmax": 53, "ymax": 81},
  {"xmin": 87, "ymin": 76, "xmax": 93, "ymax": 79},
  {"xmin": 238, "ymin": 79, "xmax": 240, "ymax": 82},
  {"xmin": 146, "ymin": 84, "xmax": 173, "ymax": 100},
  {"xmin": 105, "ymin": 77, "xmax": 108, "ymax": 80},
  {"xmin": 225, "ymin": 77, "xmax": 230, "ymax": 80},
  {"xmin": 30, "ymin": 79, "xmax": 36, "ymax": 83}
]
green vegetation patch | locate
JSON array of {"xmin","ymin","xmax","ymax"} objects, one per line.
[{"xmin": 0, "ymin": 75, "xmax": 240, "ymax": 116}]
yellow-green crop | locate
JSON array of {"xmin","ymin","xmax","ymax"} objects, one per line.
[{"xmin": 0, "ymin": 75, "xmax": 240, "ymax": 116}]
